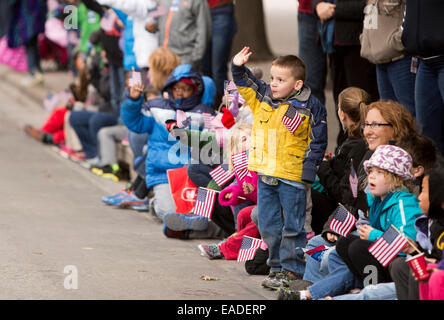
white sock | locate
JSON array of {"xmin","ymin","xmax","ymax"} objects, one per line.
[{"xmin": 299, "ymin": 290, "xmax": 308, "ymax": 300}]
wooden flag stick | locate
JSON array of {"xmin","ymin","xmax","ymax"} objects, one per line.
[
  {"xmin": 391, "ymin": 225, "xmax": 422, "ymax": 254},
  {"xmin": 200, "ymin": 187, "xmax": 247, "ymax": 200}
]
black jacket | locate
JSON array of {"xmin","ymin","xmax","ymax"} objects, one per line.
[
  {"xmin": 401, "ymin": 0, "xmax": 444, "ymax": 58},
  {"xmin": 311, "ymin": 0, "xmax": 366, "ymax": 46},
  {"xmin": 317, "ymin": 137, "xmax": 368, "ymax": 207}
]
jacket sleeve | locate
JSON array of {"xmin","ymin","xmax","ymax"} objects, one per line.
[
  {"xmin": 231, "ymin": 63, "xmax": 269, "ymax": 115},
  {"xmin": 120, "ymin": 94, "xmax": 155, "ymax": 134},
  {"xmin": 190, "ymin": 0, "xmax": 212, "ymax": 65},
  {"xmin": 97, "ymin": 0, "xmax": 157, "ymax": 19},
  {"xmin": 301, "ymin": 98, "xmax": 328, "ymax": 183}
]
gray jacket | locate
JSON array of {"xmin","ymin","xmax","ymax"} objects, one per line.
[{"xmin": 158, "ymin": 0, "xmax": 211, "ymax": 68}]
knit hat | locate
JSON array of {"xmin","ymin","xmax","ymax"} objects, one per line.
[
  {"xmin": 179, "ymin": 77, "xmax": 198, "ymax": 93},
  {"xmin": 363, "ymin": 145, "xmax": 414, "ymax": 180}
]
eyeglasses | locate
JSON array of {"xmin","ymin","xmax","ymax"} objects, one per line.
[{"xmin": 360, "ymin": 122, "xmax": 393, "ymax": 129}]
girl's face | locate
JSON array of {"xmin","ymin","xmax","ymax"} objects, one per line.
[
  {"xmin": 367, "ymin": 167, "xmax": 392, "ymax": 199},
  {"xmin": 363, "ymin": 108, "xmax": 395, "ymax": 151},
  {"xmin": 418, "ymin": 175, "xmax": 430, "ymax": 215}
]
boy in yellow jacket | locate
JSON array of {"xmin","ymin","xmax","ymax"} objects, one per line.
[{"xmin": 231, "ymin": 46, "xmax": 328, "ymax": 289}]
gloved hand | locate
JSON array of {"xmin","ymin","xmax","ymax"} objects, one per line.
[
  {"xmin": 165, "ymin": 119, "xmax": 178, "ymax": 132},
  {"xmin": 221, "ymin": 107, "xmax": 235, "ymax": 129}
]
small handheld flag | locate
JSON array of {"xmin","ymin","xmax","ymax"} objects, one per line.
[
  {"xmin": 129, "ymin": 69, "xmax": 142, "ymax": 88},
  {"xmin": 193, "ymin": 188, "xmax": 217, "ymax": 219},
  {"xmin": 349, "ymin": 159, "xmax": 358, "ymax": 198},
  {"xmin": 237, "ymin": 236, "xmax": 265, "ymax": 262},
  {"xmin": 210, "ymin": 164, "xmax": 235, "ymax": 187},
  {"xmin": 368, "ymin": 225, "xmax": 408, "ymax": 267},
  {"xmin": 232, "ymin": 151, "xmax": 249, "ymax": 181},
  {"xmin": 329, "ymin": 205, "xmax": 357, "ymax": 237},
  {"xmin": 176, "ymin": 109, "xmax": 191, "ymax": 128},
  {"xmin": 282, "ymin": 105, "xmax": 303, "ymax": 135}
]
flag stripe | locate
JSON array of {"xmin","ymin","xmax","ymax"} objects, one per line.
[
  {"xmin": 210, "ymin": 165, "xmax": 234, "ymax": 187},
  {"xmin": 237, "ymin": 237, "xmax": 264, "ymax": 262}
]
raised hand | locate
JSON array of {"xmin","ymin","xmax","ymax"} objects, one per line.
[
  {"xmin": 129, "ymin": 83, "xmax": 145, "ymax": 100},
  {"xmin": 232, "ymin": 46, "xmax": 253, "ymax": 66}
]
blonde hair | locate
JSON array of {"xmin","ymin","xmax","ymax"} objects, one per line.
[
  {"xmin": 361, "ymin": 100, "xmax": 418, "ymax": 140},
  {"xmin": 338, "ymin": 87, "xmax": 371, "ymax": 138},
  {"xmin": 363, "ymin": 167, "xmax": 413, "ymax": 195},
  {"xmin": 148, "ymin": 48, "xmax": 181, "ymax": 92},
  {"xmin": 226, "ymin": 123, "xmax": 252, "ymax": 172}
]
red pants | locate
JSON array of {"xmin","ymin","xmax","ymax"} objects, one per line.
[
  {"xmin": 219, "ymin": 205, "xmax": 261, "ymax": 260},
  {"xmin": 40, "ymin": 107, "xmax": 69, "ymax": 145},
  {"xmin": 419, "ymin": 264, "xmax": 444, "ymax": 300}
]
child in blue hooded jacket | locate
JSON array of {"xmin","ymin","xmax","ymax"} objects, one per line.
[{"xmin": 120, "ymin": 64, "xmax": 215, "ymax": 221}]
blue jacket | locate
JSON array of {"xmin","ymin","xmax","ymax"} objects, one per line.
[
  {"xmin": 367, "ymin": 190, "xmax": 422, "ymax": 242},
  {"xmin": 121, "ymin": 64, "xmax": 215, "ymax": 189}
]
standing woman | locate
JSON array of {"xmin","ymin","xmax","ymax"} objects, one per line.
[
  {"xmin": 360, "ymin": 0, "xmax": 416, "ymax": 117},
  {"xmin": 311, "ymin": 0, "xmax": 379, "ymax": 147},
  {"xmin": 7, "ymin": 0, "xmax": 48, "ymax": 86}
]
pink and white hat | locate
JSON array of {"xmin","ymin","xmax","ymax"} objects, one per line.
[{"xmin": 363, "ymin": 145, "xmax": 414, "ymax": 180}]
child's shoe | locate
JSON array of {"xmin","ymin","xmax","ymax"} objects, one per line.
[
  {"xmin": 101, "ymin": 189, "xmax": 131, "ymax": 205},
  {"xmin": 162, "ymin": 225, "xmax": 190, "ymax": 240},
  {"xmin": 163, "ymin": 212, "xmax": 208, "ymax": 231},
  {"xmin": 277, "ymin": 288, "xmax": 302, "ymax": 300},
  {"xmin": 281, "ymin": 269, "xmax": 303, "ymax": 288},
  {"xmin": 198, "ymin": 244, "xmax": 224, "ymax": 260},
  {"xmin": 131, "ymin": 199, "xmax": 149, "ymax": 212},
  {"xmin": 261, "ymin": 271, "xmax": 285, "ymax": 290},
  {"xmin": 24, "ymin": 124, "xmax": 44, "ymax": 142},
  {"xmin": 117, "ymin": 194, "xmax": 146, "ymax": 209}
]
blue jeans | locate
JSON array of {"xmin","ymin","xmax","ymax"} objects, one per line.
[
  {"xmin": 109, "ymin": 64, "xmax": 126, "ymax": 115},
  {"xmin": 376, "ymin": 55, "xmax": 416, "ymax": 116},
  {"xmin": 69, "ymin": 111, "xmax": 118, "ymax": 159},
  {"xmin": 257, "ymin": 179, "xmax": 306, "ymax": 275},
  {"xmin": 303, "ymin": 235, "xmax": 335, "ymax": 283},
  {"xmin": 298, "ymin": 11, "xmax": 327, "ymax": 105},
  {"xmin": 128, "ymin": 131, "xmax": 148, "ymax": 177},
  {"xmin": 415, "ymin": 59, "xmax": 444, "ymax": 155},
  {"xmin": 308, "ymin": 248, "xmax": 360, "ymax": 300},
  {"xmin": 332, "ymin": 282, "xmax": 397, "ymax": 300},
  {"xmin": 201, "ymin": 11, "xmax": 237, "ymax": 96},
  {"xmin": 25, "ymin": 35, "xmax": 42, "ymax": 76}
]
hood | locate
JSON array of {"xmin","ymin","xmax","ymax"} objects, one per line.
[
  {"xmin": 201, "ymin": 76, "xmax": 216, "ymax": 107},
  {"xmin": 162, "ymin": 64, "xmax": 204, "ymax": 111}
]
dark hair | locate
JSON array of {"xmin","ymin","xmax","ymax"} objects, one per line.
[
  {"xmin": 271, "ymin": 55, "xmax": 306, "ymax": 81},
  {"xmin": 396, "ymin": 134, "xmax": 438, "ymax": 173},
  {"xmin": 338, "ymin": 87, "xmax": 372, "ymax": 138}
]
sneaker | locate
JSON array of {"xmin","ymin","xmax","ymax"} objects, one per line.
[
  {"xmin": 79, "ymin": 157, "xmax": 100, "ymax": 169},
  {"xmin": 91, "ymin": 164, "xmax": 123, "ymax": 182},
  {"xmin": 69, "ymin": 151, "xmax": 86, "ymax": 162},
  {"xmin": 198, "ymin": 244, "xmax": 224, "ymax": 260},
  {"xmin": 277, "ymin": 288, "xmax": 301, "ymax": 300},
  {"xmin": 163, "ymin": 212, "xmax": 208, "ymax": 231},
  {"xmin": 21, "ymin": 72, "xmax": 44, "ymax": 87},
  {"xmin": 281, "ymin": 270, "xmax": 303, "ymax": 288},
  {"xmin": 163, "ymin": 225, "xmax": 190, "ymax": 240},
  {"xmin": 117, "ymin": 194, "xmax": 147, "ymax": 209},
  {"xmin": 24, "ymin": 124, "xmax": 44, "ymax": 142},
  {"xmin": 101, "ymin": 189, "xmax": 131, "ymax": 205},
  {"xmin": 261, "ymin": 272, "xmax": 285, "ymax": 290},
  {"xmin": 288, "ymin": 279, "xmax": 313, "ymax": 292},
  {"xmin": 131, "ymin": 199, "xmax": 149, "ymax": 212}
]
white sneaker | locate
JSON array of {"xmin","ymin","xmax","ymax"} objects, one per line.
[{"xmin": 21, "ymin": 72, "xmax": 44, "ymax": 87}]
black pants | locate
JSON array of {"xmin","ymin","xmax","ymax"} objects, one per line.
[
  {"xmin": 310, "ymin": 188, "xmax": 338, "ymax": 235},
  {"xmin": 389, "ymin": 257, "xmax": 420, "ymax": 300},
  {"xmin": 336, "ymin": 235, "xmax": 392, "ymax": 285},
  {"xmin": 210, "ymin": 200, "xmax": 235, "ymax": 237}
]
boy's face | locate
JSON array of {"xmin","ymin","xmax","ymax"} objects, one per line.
[
  {"xmin": 269, "ymin": 65, "xmax": 303, "ymax": 99},
  {"xmin": 172, "ymin": 82, "xmax": 194, "ymax": 100}
]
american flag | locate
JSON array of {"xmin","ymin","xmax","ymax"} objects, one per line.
[
  {"xmin": 368, "ymin": 225, "xmax": 408, "ymax": 267},
  {"xmin": 210, "ymin": 164, "xmax": 235, "ymax": 187},
  {"xmin": 237, "ymin": 236, "xmax": 265, "ymax": 262},
  {"xmin": 349, "ymin": 160, "xmax": 358, "ymax": 198},
  {"xmin": 232, "ymin": 152, "xmax": 249, "ymax": 181},
  {"xmin": 176, "ymin": 110, "xmax": 191, "ymax": 128},
  {"xmin": 193, "ymin": 188, "xmax": 217, "ymax": 219},
  {"xmin": 329, "ymin": 205, "xmax": 357, "ymax": 237},
  {"xmin": 282, "ymin": 105, "xmax": 303, "ymax": 135},
  {"xmin": 129, "ymin": 70, "xmax": 142, "ymax": 87},
  {"xmin": 202, "ymin": 112, "xmax": 214, "ymax": 129}
]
